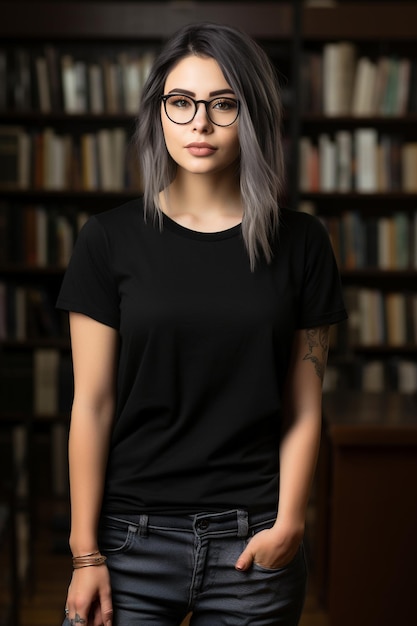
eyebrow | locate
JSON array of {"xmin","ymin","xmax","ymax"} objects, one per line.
[{"xmin": 167, "ymin": 88, "xmax": 236, "ymax": 97}]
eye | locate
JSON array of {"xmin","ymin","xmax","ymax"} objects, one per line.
[
  {"xmin": 169, "ymin": 95, "xmax": 192, "ymax": 108},
  {"xmin": 212, "ymin": 98, "xmax": 238, "ymax": 111}
]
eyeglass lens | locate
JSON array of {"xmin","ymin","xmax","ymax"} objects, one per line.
[{"xmin": 163, "ymin": 95, "xmax": 239, "ymax": 126}]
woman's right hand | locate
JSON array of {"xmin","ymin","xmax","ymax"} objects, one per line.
[{"xmin": 65, "ymin": 565, "xmax": 113, "ymax": 626}]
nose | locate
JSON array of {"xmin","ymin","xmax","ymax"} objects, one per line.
[{"xmin": 193, "ymin": 102, "xmax": 212, "ymax": 130}]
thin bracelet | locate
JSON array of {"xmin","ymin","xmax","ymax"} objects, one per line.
[
  {"xmin": 72, "ymin": 555, "xmax": 107, "ymax": 569},
  {"xmin": 72, "ymin": 551, "xmax": 107, "ymax": 569},
  {"xmin": 72, "ymin": 550, "xmax": 100, "ymax": 559}
]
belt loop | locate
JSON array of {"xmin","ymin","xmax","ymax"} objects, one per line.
[
  {"xmin": 138, "ymin": 514, "xmax": 149, "ymax": 537},
  {"xmin": 237, "ymin": 510, "xmax": 249, "ymax": 537}
]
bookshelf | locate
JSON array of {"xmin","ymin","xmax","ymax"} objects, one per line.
[{"xmin": 298, "ymin": 2, "xmax": 417, "ymax": 394}]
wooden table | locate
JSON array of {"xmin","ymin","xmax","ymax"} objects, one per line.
[{"xmin": 315, "ymin": 392, "xmax": 417, "ymax": 626}]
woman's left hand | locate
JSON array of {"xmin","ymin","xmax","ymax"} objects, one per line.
[{"xmin": 235, "ymin": 521, "xmax": 304, "ymax": 571}]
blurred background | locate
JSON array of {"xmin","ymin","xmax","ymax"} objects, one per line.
[{"xmin": 0, "ymin": 1, "xmax": 416, "ymax": 625}]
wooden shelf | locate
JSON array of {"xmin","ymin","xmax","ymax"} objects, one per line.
[
  {"xmin": 300, "ymin": 192, "xmax": 417, "ymax": 208},
  {"xmin": 303, "ymin": 2, "xmax": 417, "ymax": 41},
  {"xmin": 341, "ymin": 268, "xmax": 417, "ymax": 278},
  {"xmin": 0, "ymin": 188, "xmax": 140, "ymax": 200},
  {"xmin": 0, "ymin": 338, "xmax": 69, "ymax": 350},
  {"xmin": 0, "ymin": 112, "xmax": 138, "ymax": 125},
  {"xmin": 0, "ymin": 1, "xmax": 293, "ymax": 41},
  {"xmin": 0, "ymin": 264, "xmax": 67, "ymax": 276},
  {"xmin": 302, "ymin": 191, "xmax": 417, "ymax": 199},
  {"xmin": 352, "ymin": 343, "xmax": 417, "ymax": 355},
  {"xmin": 301, "ymin": 113, "xmax": 417, "ymax": 128}
]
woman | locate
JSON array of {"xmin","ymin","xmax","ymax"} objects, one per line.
[{"xmin": 58, "ymin": 22, "xmax": 347, "ymax": 626}]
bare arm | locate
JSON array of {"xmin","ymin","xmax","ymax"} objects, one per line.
[
  {"xmin": 236, "ymin": 326, "xmax": 329, "ymax": 570},
  {"xmin": 65, "ymin": 311, "xmax": 119, "ymax": 625}
]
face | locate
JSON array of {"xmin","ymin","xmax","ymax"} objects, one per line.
[{"xmin": 161, "ymin": 55, "xmax": 240, "ymax": 177}]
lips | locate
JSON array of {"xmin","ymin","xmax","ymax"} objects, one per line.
[{"xmin": 185, "ymin": 142, "xmax": 217, "ymax": 156}]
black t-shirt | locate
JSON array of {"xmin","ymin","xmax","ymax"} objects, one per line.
[{"xmin": 56, "ymin": 198, "xmax": 347, "ymax": 515}]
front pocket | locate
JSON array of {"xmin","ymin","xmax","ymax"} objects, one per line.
[
  {"xmin": 250, "ymin": 544, "xmax": 304, "ymax": 574},
  {"xmin": 98, "ymin": 516, "xmax": 138, "ymax": 554}
]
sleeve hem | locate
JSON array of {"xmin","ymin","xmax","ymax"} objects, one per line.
[
  {"xmin": 56, "ymin": 299, "xmax": 119, "ymax": 330},
  {"xmin": 298, "ymin": 309, "xmax": 348, "ymax": 328}
]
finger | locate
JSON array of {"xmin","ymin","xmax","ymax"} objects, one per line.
[
  {"xmin": 99, "ymin": 592, "xmax": 113, "ymax": 626},
  {"xmin": 91, "ymin": 601, "xmax": 112, "ymax": 626},
  {"xmin": 235, "ymin": 545, "xmax": 254, "ymax": 571}
]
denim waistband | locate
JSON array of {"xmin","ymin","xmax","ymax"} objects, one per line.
[{"xmin": 102, "ymin": 509, "xmax": 277, "ymax": 539}]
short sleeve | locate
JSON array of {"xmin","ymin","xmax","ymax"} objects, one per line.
[
  {"xmin": 297, "ymin": 214, "xmax": 347, "ymax": 328},
  {"xmin": 56, "ymin": 216, "xmax": 120, "ymax": 329}
]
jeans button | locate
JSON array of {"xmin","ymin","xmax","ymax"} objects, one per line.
[{"xmin": 197, "ymin": 519, "xmax": 209, "ymax": 530}]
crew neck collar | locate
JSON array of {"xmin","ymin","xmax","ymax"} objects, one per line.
[{"xmin": 162, "ymin": 212, "xmax": 242, "ymax": 241}]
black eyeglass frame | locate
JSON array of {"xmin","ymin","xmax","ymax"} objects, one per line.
[{"xmin": 160, "ymin": 94, "xmax": 240, "ymax": 127}]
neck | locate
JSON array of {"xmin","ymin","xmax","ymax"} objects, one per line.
[{"xmin": 160, "ymin": 169, "xmax": 243, "ymax": 232}]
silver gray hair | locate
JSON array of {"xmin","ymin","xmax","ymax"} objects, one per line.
[{"xmin": 135, "ymin": 22, "xmax": 284, "ymax": 270}]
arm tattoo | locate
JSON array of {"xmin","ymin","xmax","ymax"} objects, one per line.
[{"xmin": 302, "ymin": 326, "xmax": 329, "ymax": 381}]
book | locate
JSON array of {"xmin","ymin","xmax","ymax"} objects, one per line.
[
  {"xmin": 377, "ymin": 135, "xmax": 391, "ymax": 191},
  {"xmin": 81, "ymin": 133, "xmax": 99, "ymax": 190},
  {"xmin": 342, "ymin": 211, "xmax": 364, "ymax": 269},
  {"xmin": 335, "ymin": 130, "xmax": 352, "ymax": 191},
  {"xmin": 61, "ymin": 54, "xmax": 78, "ymax": 113},
  {"xmin": 112, "ymin": 127, "xmax": 127, "ymax": 190},
  {"xmin": 381, "ymin": 57, "xmax": 400, "ymax": 116},
  {"xmin": 88, "ymin": 62, "xmax": 105, "ymax": 113},
  {"xmin": 377, "ymin": 217, "xmax": 394, "ymax": 269},
  {"xmin": 309, "ymin": 52, "xmax": 323, "ymax": 114},
  {"xmin": 393, "ymin": 212, "xmax": 410, "ymax": 269},
  {"xmin": 299, "ymin": 137, "xmax": 314, "ymax": 192},
  {"xmin": 402, "ymin": 143, "xmax": 417, "ymax": 192},
  {"xmin": 43, "ymin": 127, "xmax": 58, "ymax": 189},
  {"xmin": 13, "ymin": 48, "xmax": 32, "ymax": 111},
  {"xmin": 412, "ymin": 294, "xmax": 417, "ymax": 342},
  {"xmin": 351, "ymin": 57, "xmax": 377, "ymax": 116},
  {"xmin": 385, "ymin": 293, "xmax": 407, "ymax": 346},
  {"xmin": 102, "ymin": 58, "xmax": 119, "ymax": 113},
  {"xmin": 408, "ymin": 59, "xmax": 417, "ymax": 113},
  {"xmin": 74, "ymin": 60, "xmax": 88, "ymax": 113},
  {"xmin": 0, "ymin": 126, "xmax": 24, "ymax": 187},
  {"xmin": 55, "ymin": 215, "xmax": 74, "ymax": 266},
  {"xmin": 354, "ymin": 128, "xmax": 378, "ymax": 192},
  {"xmin": 35, "ymin": 56, "xmax": 51, "ymax": 113},
  {"xmin": 358, "ymin": 289, "xmax": 386, "ymax": 346},
  {"xmin": 97, "ymin": 129, "xmax": 113, "ymax": 190},
  {"xmin": 318, "ymin": 133, "xmax": 336, "ymax": 191},
  {"xmin": 395, "ymin": 58, "xmax": 411, "ymax": 115},
  {"xmin": 44, "ymin": 45, "xmax": 62, "ymax": 111},
  {"xmin": 396, "ymin": 360, "xmax": 417, "ymax": 394},
  {"xmin": 33, "ymin": 348, "xmax": 59, "ymax": 415},
  {"xmin": 121, "ymin": 53, "xmax": 143, "ymax": 114},
  {"xmin": 372, "ymin": 56, "xmax": 391, "ymax": 114},
  {"xmin": 322, "ymin": 42, "xmax": 357, "ymax": 115}
]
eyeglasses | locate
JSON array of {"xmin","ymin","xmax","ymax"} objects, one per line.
[{"xmin": 161, "ymin": 94, "xmax": 240, "ymax": 127}]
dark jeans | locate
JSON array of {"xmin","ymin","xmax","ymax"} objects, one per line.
[{"xmin": 93, "ymin": 508, "xmax": 307, "ymax": 625}]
